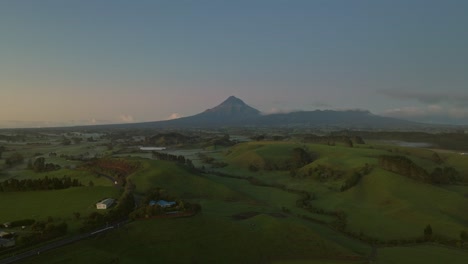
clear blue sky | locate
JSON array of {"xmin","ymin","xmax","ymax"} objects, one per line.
[{"xmin": 1, "ymin": 0, "xmax": 468, "ymax": 127}]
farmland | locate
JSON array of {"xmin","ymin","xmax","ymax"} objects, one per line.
[{"xmin": 1, "ymin": 130, "xmax": 468, "ymax": 263}]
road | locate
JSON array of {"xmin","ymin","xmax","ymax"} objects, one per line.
[{"xmin": 0, "ymin": 220, "xmax": 128, "ymax": 264}]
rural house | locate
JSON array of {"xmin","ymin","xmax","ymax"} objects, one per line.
[{"xmin": 96, "ymin": 198, "xmax": 115, "ymax": 209}]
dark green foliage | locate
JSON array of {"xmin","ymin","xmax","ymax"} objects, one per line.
[
  {"xmin": 343, "ymin": 137, "xmax": 354, "ymax": 148},
  {"xmin": 378, "ymin": 155, "xmax": 430, "ymax": 182},
  {"xmin": 31, "ymin": 157, "xmax": 61, "ymax": 172},
  {"xmin": 302, "ymin": 135, "xmax": 357, "ymax": 147},
  {"xmin": 424, "ymin": 224, "xmax": 433, "ymax": 240},
  {"xmin": 291, "ymin": 147, "xmax": 312, "ymax": 169},
  {"xmin": 306, "ymin": 165, "xmax": 344, "ymax": 181},
  {"xmin": 130, "ymin": 187, "xmax": 201, "ymax": 219},
  {"xmin": 9, "ymin": 219, "xmax": 35, "ymax": 228},
  {"xmin": 461, "ymin": 230, "xmax": 468, "ymax": 243},
  {"xmin": 379, "ymin": 155, "xmax": 460, "ymax": 184},
  {"xmin": 353, "ymin": 136, "xmax": 365, "ymax": 144},
  {"xmin": 62, "ymin": 138, "xmax": 71, "ymax": 145},
  {"xmin": 430, "ymin": 167, "xmax": 460, "ymax": 184},
  {"xmin": 19, "ymin": 221, "xmax": 68, "ymax": 246},
  {"xmin": 431, "ymin": 152, "xmax": 443, "ymax": 164},
  {"xmin": 197, "ymin": 153, "xmax": 227, "ymax": 168},
  {"xmin": 340, "ymin": 164, "xmax": 373, "ymax": 192},
  {"xmin": 0, "ymin": 176, "xmax": 82, "ymax": 192},
  {"xmin": 208, "ymin": 134, "xmax": 235, "ymax": 147},
  {"xmin": 251, "ymin": 134, "xmax": 265, "ymax": 141},
  {"xmin": 146, "ymin": 132, "xmax": 193, "ymax": 146},
  {"xmin": 248, "ymin": 164, "xmax": 259, "ymax": 172},
  {"xmin": 5, "ymin": 152, "xmax": 24, "ymax": 167},
  {"xmin": 0, "ymin": 145, "xmax": 5, "ymax": 159}
]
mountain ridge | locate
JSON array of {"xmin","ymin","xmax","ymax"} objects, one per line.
[{"xmin": 110, "ymin": 96, "xmax": 425, "ymax": 129}]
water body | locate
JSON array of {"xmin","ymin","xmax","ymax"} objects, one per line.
[
  {"xmin": 139, "ymin": 147, "xmax": 166, "ymax": 151},
  {"xmin": 380, "ymin": 140, "xmax": 433, "ymax": 148}
]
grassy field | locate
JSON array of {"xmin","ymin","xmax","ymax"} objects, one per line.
[
  {"xmin": 19, "ymin": 214, "xmax": 363, "ymax": 264},
  {"xmin": 2, "ymin": 137, "xmax": 468, "ymax": 263},
  {"xmin": 377, "ymin": 245, "xmax": 468, "ymax": 264},
  {"xmin": 212, "ymin": 141, "xmax": 468, "ymax": 241},
  {"xmin": 0, "ymin": 186, "xmax": 120, "ymax": 224}
]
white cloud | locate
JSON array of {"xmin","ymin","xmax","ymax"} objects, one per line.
[
  {"xmin": 119, "ymin": 114, "xmax": 135, "ymax": 123},
  {"xmin": 166, "ymin": 113, "xmax": 183, "ymax": 120},
  {"xmin": 382, "ymin": 105, "xmax": 468, "ymax": 124}
]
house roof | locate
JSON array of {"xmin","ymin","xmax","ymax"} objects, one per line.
[
  {"xmin": 97, "ymin": 198, "xmax": 115, "ymax": 206},
  {"xmin": 151, "ymin": 200, "xmax": 176, "ymax": 207}
]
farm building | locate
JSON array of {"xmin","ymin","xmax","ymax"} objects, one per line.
[
  {"xmin": 0, "ymin": 238, "xmax": 15, "ymax": 248},
  {"xmin": 96, "ymin": 198, "xmax": 115, "ymax": 209},
  {"xmin": 0, "ymin": 231, "xmax": 15, "ymax": 248},
  {"xmin": 149, "ymin": 200, "xmax": 176, "ymax": 208}
]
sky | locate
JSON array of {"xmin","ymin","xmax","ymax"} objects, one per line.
[{"xmin": 1, "ymin": 0, "xmax": 468, "ymax": 128}]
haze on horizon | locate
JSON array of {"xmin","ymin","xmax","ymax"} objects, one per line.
[{"xmin": 1, "ymin": 0, "xmax": 468, "ymax": 128}]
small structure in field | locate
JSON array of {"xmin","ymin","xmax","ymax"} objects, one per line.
[
  {"xmin": 96, "ymin": 198, "xmax": 115, "ymax": 209},
  {"xmin": 150, "ymin": 200, "xmax": 176, "ymax": 208},
  {"xmin": 0, "ymin": 231, "xmax": 15, "ymax": 248}
]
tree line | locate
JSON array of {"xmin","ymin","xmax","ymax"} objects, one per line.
[
  {"xmin": 302, "ymin": 135, "xmax": 365, "ymax": 147},
  {"xmin": 378, "ymin": 155, "xmax": 460, "ymax": 184},
  {"xmin": 0, "ymin": 176, "xmax": 82, "ymax": 192},
  {"xmin": 153, "ymin": 151, "xmax": 195, "ymax": 168},
  {"xmin": 27, "ymin": 157, "xmax": 61, "ymax": 172}
]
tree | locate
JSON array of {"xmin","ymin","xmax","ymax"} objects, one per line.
[
  {"xmin": 62, "ymin": 137, "xmax": 71, "ymax": 145},
  {"xmin": 461, "ymin": 230, "xmax": 468, "ymax": 244},
  {"xmin": 432, "ymin": 152, "xmax": 443, "ymax": 164},
  {"xmin": 0, "ymin": 145, "xmax": 5, "ymax": 159},
  {"xmin": 343, "ymin": 137, "xmax": 354, "ymax": 148},
  {"xmin": 33, "ymin": 157, "xmax": 45, "ymax": 172},
  {"xmin": 5, "ymin": 152, "xmax": 24, "ymax": 168},
  {"xmin": 424, "ymin": 224, "xmax": 433, "ymax": 240},
  {"xmin": 72, "ymin": 137, "xmax": 83, "ymax": 144},
  {"xmin": 73, "ymin": 212, "xmax": 81, "ymax": 220},
  {"xmin": 353, "ymin": 136, "xmax": 365, "ymax": 145},
  {"xmin": 291, "ymin": 147, "xmax": 312, "ymax": 169}
]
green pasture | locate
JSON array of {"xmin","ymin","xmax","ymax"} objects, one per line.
[
  {"xmin": 314, "ymin": 168, "xmax": 468, "ymax": 240},
  {"xmin": 0, "ymin": 186, "xmax": 119, "ymax": 223},
  {"xmin": 217, "ymin": 142, "xmax": 468, "ymax": 240},
  {"xmin": 20, "ymin": 214, "xmax": 362, "ymax": 264},
  {"xmin": 128, "ymin": 159, "xmax": 246, "ymax": 202},
  {"xmin": 377, "ymin": 245, "xmax": 468, "ymax": 264}
]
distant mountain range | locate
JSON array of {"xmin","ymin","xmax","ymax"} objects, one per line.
[{"xmin": 106, "ymin": 96, "xmax": 427, "ymax": 130}]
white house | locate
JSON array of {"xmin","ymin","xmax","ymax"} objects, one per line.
[{"xmin": 96, "ymin": 198, "xmax": 115, "ymax": 209}]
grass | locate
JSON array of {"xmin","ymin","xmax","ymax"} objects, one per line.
[
  {"xmin": 378, "ymin": 245, "xmax": 468, "ymax": 264},
  {"xmin": 2, "ymin": 139, "xmax": 468, "ymax": 263},
  {"xmin": 19, "ymin": 214, "xmax": 361, "ymax": 264},
  {"xmin": 313, "ymin": 168, "xmax": 468, "ymax": 240},
  {"xmin": 216, "ymin": 142, "xmax": 468, "ymax": 240},
  {"xmin": 0, "ymin": 186, "xmax": 120, "ymax": 224}
]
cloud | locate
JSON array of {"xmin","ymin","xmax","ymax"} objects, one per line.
[
  {"xmin": 119, "ymin": 114, "xmax": 135, "ymax": 123},
  {"xmin": 166, "ymin": 113, "xmax": 183, "ymax": 120},
  {"xmin": 261, "ymin": 107, "xmax": 301, "ymax": 115},
  {"xmin": 379, "ymin": 89, "xmax": 468, "ymax": 105},
  {"xmin": 382, "ymin": 105, "xmax": 468, "ymax": 124}
]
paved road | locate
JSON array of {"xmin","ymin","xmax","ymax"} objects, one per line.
[{"xmin": 0, "ymin": 220, "xmax": 128, "ymax": 264}]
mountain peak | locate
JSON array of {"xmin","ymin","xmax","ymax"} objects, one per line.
[
  {"xmin": 220, "ymin": 96, "xmax": 246, "ymax": 106},
  {"xmin": 202, "ymin": 96, "xmax": 260, "ymax": 116}
]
